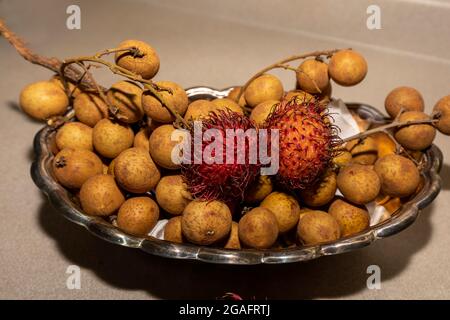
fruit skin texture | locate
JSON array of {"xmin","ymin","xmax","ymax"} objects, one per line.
[
  {"xmin": 117, "ymin": 197, "xmax": 159, "ymax": 236},
  {"xmin": 155, "ymin": 175, "xmax": 192, "ymax": 215},
  {"xmin": 79, "ymin": 174, "xmax": 125, "ymax": 216},
  {"xmin": 148, "ymin": 124, "xmax": 183, "ymax": 170},
  {"xmin": 56, "ymin": 122, "xmax": 93, "ymax": 151},
  {"xmin": 107, "ymin": 81, "xmax": 144, "ymax": 123},
  {"xmin": 142, "ymin": 81, "xmax": 188, "ymax": 123},
  {"xmin": 260, "ymin": 192, "xmax": 301, "ymax": 233},
  {"xmin": 20, "ymin": 80, "xmax": 69, "ymax": 120},
  {"xmin": 296, "ymin": 59, "xmax": 329, "ymax": 94},
  {"xmin": 93, "ymin": 119, "xmax": 134, "ymax": 158},
  {"xmin": 53, "ymin": 148, "xmax": 103, "ymax": 189},
  {"xmin": 395, "ymin": 111, "xmax": 436, "ymax": 150},
  {"xmin": 328, "ymin": 50, "xmax": 367, "ymax": 86},
  {"xmin": 297, "ymin": 210, "xmax": 340, "ymax": 245},
  {"xmin": 238, "ymin": 207, "xmax": 279, "ymax": 249},
  {"xmin": 181, "ymin": 200, "xmax": 232, "ymax": 245},
  {"xmin": 184, "ymin": 99, "xmax": 216, "ymax": 121},
  {"xmin": 211, "ymin": 98, "xmax": 244, "ymax": 115},
  {"xmin": 115, "ymin": 39, "xmax": 160, "ymax": 80},
  {"xmin": 244, "ymin": 74, "xmax": 284, "ymax": 108},
  {"xmin": 250, "ymin": 100, "xmax": 279, "ymax": 127},
  {"xmin": 265, "ymin": 98, "xmax": 338, "ymax": 190},
  {"xmin": 164, "ymin": 216, "xmax": 184, "ymax": 243},
  {"xmin": 300, "ymin": 170, "xmax": 337, "ymax": 207},
  {"xmin": 73, "ymin": 92, "xmax": 108, "ymax": 127},
  {"xmin": 384, "ymin": 86, "xmax": 424, "ymax": 118},
  {"xmin": 244, "ymin": 175, "xmax": 273, "ymax": 203},
  {"xmin": 224, "ymin": 222, "xmax": 241, "ymax": 249},
  {"xmin": 374, "ymin": 154, "xmax": 420, "ymax": 198},
  {"xmin": 433, "ymin": 95, "xmax": 450, "ymax": 134},
  {"xmin": 133, "ymin": 128, "xmax": 150, "ymax": 151},
  {"xmin": 337, "ymin": 164, "xmax": 381, "ymax": 205},
  {"xmin": 114, "ymin": 147, "xmax": 161, "ymax": 194},
  {"xmin": 328, "ymin": 198, "xmax": 370, "ymax": 237},
  {"xmin": 182, "ymin": 110, "xmax": 260, "ymax": 202}
]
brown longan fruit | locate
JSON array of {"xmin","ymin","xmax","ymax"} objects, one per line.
[
  {"xmin": 300, "ymin": 170, "xmax": 337, "ymax": 207},
  {"xmin": 260, "ymin": 192, "xmax": 300, "ymax": 233},
  {"xmin": 142, "ymin": 81, "xmax": 189, "ymax": 123},
  {"xmin": 149, "ymin": 124, "xmax": 185, "ymax": 169},
  {"xmin": 164, "ymin": 216, "xmax": 184, "ymax": 243},
  {"xmin": 297, "ymin": 210, "xmax": 341, "ymax": 245},
  {"xmin": 133, "ymin": 127, "xmax": 150, "ymax": 151},
  {"xmin": 337, "ymin": 164, "xmax": 381, "ymax": 205},
  {"xmin": 73, "ymin": 92, "xmax": 108, "ymax": 127},
  {"xmin": 372, "ymin": 132, "xmax": 397, "ymax": 158},
  {"xmin": 328, "ymin": 198, "xmax": 370, "ymax": 237},
  {"xmin": 244, "ymin": 74, "xmax": 284, "ymax": 108},
  {"xmin": 79, "ymin": 174, "xmax": 125, "ymax": 216},
  {"xmin": 244, "ymin": 175, "xmax": 273, "ymax": 203},
  {"xmin": 20, "ymin": 80, "xmax": 69, "ymax": 120},
  {"xmin": 328, "ymin": 49, "xmax": 368, "ymax": 86},
  {"xmin": 115, "ymin": 39, "xmax": 160, "ymax": 80},
  {"xmin": 238, "ymin": 207, "xmax": 279, "ymax": 249},
  {"xmin": 227, "ymin": 86, "xmax": 247, "ymax": 107},
  {"xmin": 384, "ymin": 86, "xmax": 424, "ymax": 118},
  {"xmin": 296, "ymin": 59, "xmax": 329, "ymax": 94},
  {"xmin": 374, "ymin": 154, "xmax": 420, "ymax": 198},
  {"xmin": 181, "ymin": 200, "xmax": 232, "ymax": 245},
  {"xmin": 184, "ymin": 99, "xmax": 216, "ymax": 121},
  {"xmin": 55, "ymin": 122, "xmax": 93, "ymax": 151},
  {"xmin": 249, "ymin": 100, "xmax": 279, "ymax": 127},
  {"xmin": 395, "ymin": 111, "xmax": 436, "ymax": 150},
  {"xmin": 332, "ymin": 150, "xmax": 352, "ymax": 168},
  {"xmin": 433, "ymin": 95, "xmax": 450, "ymax": 134},
  {"xmin": 93, "ymin": 119, "xmax": 134, "ymax": 158},
  {"xmin": 224, "ymin": 222, "xmax": 241, "ymax": 250},
  {"xmin": 117, "ymin": 197, "xmax": 159, "ymax": 237},
  {"xmin": 284, "ymin": 90, "xmax": 315, "ymax": 103},
  {"xmin": 155, "ymin": 175, "xmax": 192, "ymax": 215},
  {"xmin": 114, "ymin": 147, "xmax": 161, "ymax": 193},
  {"xmin": 49, "ymin": 75, "xmax": 82, "ymax": 97},
  {"xmin": 211, "ymin": 98, "xmax": 244, "ymax": 115},
  {"xmin": 349, "ymin": 136, "xmax": 378, "ymax": 165},
  {"xmin": 107, "ymin": 81, "xmax": 144, "ymax": 123},
  {"xmin": 53, "ymin": 148, "xmax": 104, "ymax": 189}
]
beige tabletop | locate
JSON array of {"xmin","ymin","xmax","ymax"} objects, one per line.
[{"xmin": 1, "ymin": 0, "xmax": 450, "ymax": 299}]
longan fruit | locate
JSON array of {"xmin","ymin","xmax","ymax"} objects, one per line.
[
  {"xmin": 79, "ymin": 174, "xmax": 125, "ymax": 216},
  {"xmin": 433, "ymin": 95, "xmax": 450, "ymax": 134},
  {"xmin": 115, "ymin": 39, "xmax": 160, "ymax": 79},
  {"xmin": 244, "ymin": 175, "xmax": 273, "ymax": 203},
  {"xmin": 114, "ymin": 147, "xmax": 161, "ymax": 193},
  {"xmin": 260, "ymin": 192, "xmax": 300, "ymax": 233},
  {"xmin": 181, "ymin": 200, "xmax": 232, "ymax": 245},
  {"xmin": 149, "ymin": 124, "xmax": 184, "ymax": 169},
  {"xmin": 284, "ymin": 90, "xmax": 315, "ymax": 103},
  {"xmin": 372, "ymin": 132, "xmax": 396, "ymax": 158},
  {"xmin": 328, "ymin": 49, "xmax": 368, "ymax": 86},
  {"xmin": 133, "ymin": 127, "xmax": 150, "ymax": 151},
  {"xmin": 50, "ymin": 75, "xmax": 82, "ymax": 97},
  {"xmin": 52, "ymin": 148, "xmax": 103, "ymax": 189},
  {"xmin": 224, "ymin": 222, "xmax": 241, "ymax": 250},
  {"xmin": 328, "ymin": 199, "xmax": 370, "ymax": 237},
  {"xmin": 395, "ymin": 111, "xmax": 436, "ymax": 150},
  {"xmin": 155, "ymin": 175, "xmax": 192, "ymax": 215},
  {"xmin": 117, "ymin": 197, "xmax": 159, "ymax": 237},
  {"xmin": 55, "ymin": 122, "xmax": 93, "ymax": 151},
  {"xmin": 184, "ymin": 99, "xmax": 216, "ymax": 121},
  {"xmin": 384, "ymin": 86, "xmax": 424, "ymax": 118},
  {"xmin": 349, "ymin": 136, "xmax": 378, "ymax": 165},
  {"xmin": 107, "ymin": 158, "xmax": 116, "ymax": 177},
  {"xmin": 238, "ymin": 207, "xmax": 279, "ymax": 249},
  {"xmin": 332, "ymin": 150, "xmax": 352, "ymax": 167},
  {"xmin": 107, "ymin": 80, "xmax": 144, "ymax": 123},
  {"xmin": 20, "ymin": 80, "xmax": 69, "ymax": 120},
  {"xmin": 337, "ymin": 164, "xmax": 381, "ymax": 204},
  {"xmin": 297, "ymin": 210, "xmax": 341, "ymax": 245},
  {"xmin": 73, "ymin": 92, "xmax": 108, "ymax": 127},
  {"xmin": 300, "ymin": 170, "xmax": 337, "ymax": 207},
  {"xmin": 374, "ymin": 154, "xmax": 420, "ymax": 198},
  {"xmin": 296, "ymin": 59, "xmax": 329, "ymax": 94},
  {"xmin": 244, "ymin": 74, "xmax": 284, "ymax": 108},
  {"xmin": 249, "ymin": 100, "xmax": 279, "ymax": 127},
  {"xmin": 211, "ymin": 98, "xmax": 244, "ymax": 115},
  {"xmin": 142, "ymin": 81, "xmax": 188, "ymax": 123},
  {"xmin": 93, "ymin": 119, "xmax": 134, "ymax": 158},
  {"xmin": 227, "ymin": 86, "xmax": 247, "ymax": 107},
  {"xmin": 164, "ymin": 216, "xmax": 183, "ymax": 243}
]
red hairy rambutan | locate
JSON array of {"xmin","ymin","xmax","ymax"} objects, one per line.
[
  {"xmin": 181, "ymin": 109, "xmax": 260, "ymax": 202},
  {"xmin": 265, "ymin": 96, "xmax": 340, "ymax": 190}
]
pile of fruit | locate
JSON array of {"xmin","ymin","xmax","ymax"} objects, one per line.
[{"xmin": 3, "ymin": 21, "xmax": 450, "ymax": 251}]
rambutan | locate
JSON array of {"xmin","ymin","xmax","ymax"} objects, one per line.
[
  {"xmin": 265, "ymin": 97, "xmax": 340, "ymax": 190},
  {"xmin": 181, "ymin": 109, "xmax": 260, "ymax": 202}
]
